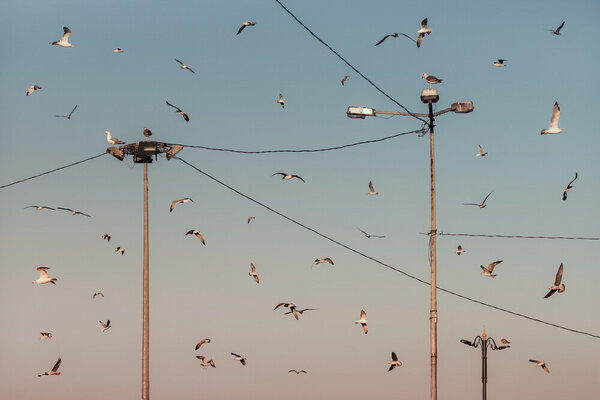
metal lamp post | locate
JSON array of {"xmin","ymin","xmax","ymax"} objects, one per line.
[
  {"xmin": 347, "ymin": 91, "xmax": 474, "ymax": 400},
  {"xmin": 460, "ymin": 327, "xmax": 510, "ymax": 400}
]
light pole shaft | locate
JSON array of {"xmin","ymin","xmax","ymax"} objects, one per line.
[
  {"xmin": 428, "ymin": 101, "xmax": 438, "ymax": 400},
  {"xmin": 142, "ymin": 163, "xmax": 149, "ymax": 399}
]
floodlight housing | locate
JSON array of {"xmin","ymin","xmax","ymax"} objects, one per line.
[
  {"xmin": 346, "ymin": 106, "xmax": 376, "ymax": 119},
  {"xmin": 420, "ymin": 89, "xmax": 439, "ymax": 103},
  {"xmin": 452, "ymin": 101, "xmax": 474, "ymax": 113},
  {"xmin": 166, "ymin": 145, "xmax": 184, "ymax": 160},
  {"xmin": 106, "ymin": 146, "xmax": 124, "ymax": 161}
]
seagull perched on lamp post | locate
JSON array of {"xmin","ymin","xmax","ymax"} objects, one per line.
[
  {"xmin": 105, "ymin": 130, "xmax": 125, "ymax": 146},
  {"xmin": 422, "ymin": 73, "xmax": 442, "ymax": 87},
  {"xmin": 50, "ymin": 27, "xmax": 72, "ymax": 47}
]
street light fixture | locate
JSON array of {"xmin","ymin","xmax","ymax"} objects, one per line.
[
  {"xmin": 347, "ymin": 90, "xmax": 473, "ymax": 400},
  {"xmin": 460, "ymin": 327, "xmax": 510, "ymax": 400}
]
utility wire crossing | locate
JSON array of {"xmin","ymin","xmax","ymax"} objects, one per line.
[
  {"xmin": 175, "ymin": 156, "xmax": 600, "ymax": 340},
  {"xmin": 273, "ymin": 0, "xmax": 427, "ymax": 125},
  {"xmin": 433, "ymin": 232, "xmax": 600, "ymax": 241}
]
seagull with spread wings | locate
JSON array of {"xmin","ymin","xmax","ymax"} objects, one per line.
[
  {"xmin": 493, "ymin": 59, "xmax": 507, "ymax": 67},
  {"xmin": 562, "ymin": 173, "xmax": 578, "ymax": 200},
  {"xmin": 231, "ymin": 353, "xmax": 247, "ymax": 365},
  {"xmin": 358, "ymin": 228, "xmax": 385, "ymax": 239},
  {"xmin": 195, "ymin": 338, "xmax": 211, "ymax": 350},
  {"xmin": 544, "ymin": 263, "xmax": 565, "ymax": 298},
  {"xmin": 101, "ymin": 234, "xmax": 111, "ymax": 242},
  {"xmin": 237, "ymin": 21, "xmax": 256, "ymax": 35},
  {"xmin": 374, "ymin": 32, "xmax": 415, "ymax": 46},
  {"xmin": 288, "ymin": 369, "xmax": 307, "ymax": 374},
  {"xmin": 249, "ymin": 263, "xmax": 259, "ymax": 284},
  {"xmin": 530, "ymin": 359, "xmax": 550, "ymax": 373},
  {"xmin": 274, "ymin": 303, "xmax": 299, "ymax": 320},
  {"xmin": 166, "ymin": 101, "xmax": 190, "ymax": 121},
  {"xmin": 314, "ymin": 258, "xmax": 334, "ymax": 265},
  {"xmin": 170, "ymin": 197, "xmax": 193, "ymax": 212},
  {"xmin": 545, "ymin": 21, "xmax": 565, "ymax": 35},
  {"xmin": 341, "ymin": 75, "xmax": 349, "ymax": 85},
  {"xmin": 40, "ymin": 332, "xmax": 53, "ymax": 340},
  {"xmin": 480, "ymin": 260, "xmax": 503, "ymax": 277},
  {"xmin": 272, "ymin": 172, "xmax": 304, "ymax": 182},
  {"xmin": 196, "ymin": 355, "xmax": 216, "ymax": 368},
  {"xmin": 57, "ymin": 207, "xmax": 91, "ymax": 217},
  {"xmin": 115, "ymin": 247, "xmax": 125, "ymax": 255},
  {"xmin": 416, "ymin": 18, "xmax": 432, "ymax": 48},
  {"xmin": 38, "ymin": 358, "xmax": 62, "ymax": 377},
  {"xmin": 456, "ymin": 245, "xmax": 466, "ymax": 255},
  {"xmin": 175, "ymin": 59, "xmax": 195, "ymax": 73},
  {"xmin": 540, "ymin": 102, "xmax": 564, "ymax": 135},
  {"xmin": 476, "ymin": 145, "xmax": 488, "ymax": 157},
  {"xmin": 33, "ymin": 267, "xmax": 57, "ymax": 285},
  {"xmin": 277, "ymin": 93, "xmax": 285, "ymax": 109},
  {"xmin": 55, "ymin": 105, "xmax": 77, "ymax": 119},
  {"xmin": 354, "ymin": 309, "xmax": 369, "ymax": 334},
  {"xmin": 99, "ymin": 320, "xmax": 111, "ymax": 331},
  {"xmin": 185, "ymin": 230, "xmax": 205, "ymax": 245},
  {"xmin": 388, "ymin": 352, "xmax": 402, "ymax": 371},
  {"xmin": 51, "ymin": 27, "xmax": 72, "ymax": 47},
  {"xmin": 25, "ymin": 205, "xmax": 55, "ymax": 211},
  {"xmin": 26, "ymin": 85, "xmax": 42, "ymax": 96},
  {"xmin": 247, "ymin": 216, "xmax": 255, "ymax": 224},
  {"xmin": 368, "ymin": 181, "xmax": 379, "ymax": 195},
  {"xmin": 462, "ymin": 192, "xmax": 493, "ymax": 208}
]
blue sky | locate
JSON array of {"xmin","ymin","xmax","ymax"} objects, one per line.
[{"xmin": 1, "ymin": 0, "xmax": 599, "ymax": 399}]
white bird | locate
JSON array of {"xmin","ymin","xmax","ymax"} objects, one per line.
[
  {"xmin": 530, "ymin": 359, "xmax": 550, "ymax": 373},
  {"xmin": 57, "ymin": 207, "xmax": 91, "ymax": 217},
  {"xmin": 38, "ymin": 358, "xmax": 62, "ymax": 377},
  {"xmin": 545, "ymin": 21, "xmax": 565, "ymax": 36},
  {"xmin": 237, "ymin": 21, "xmax": 256, "ymax": 35},
  {"xmin": 416, "ymin": 18, "xmax": 432, "ymax": 48},
  {"xmin": 113, "ymin": 48, "xmax": 123, "ymax": 53},
  {"xmin": 170, "ymin": 197, "xmax": 193, "ymax": 212},
  {"xmin": 166, "ymin": 101, "xmax": 190, "ymax": 121},
  {"xmin": 288, "ymin": 369, "xmax": 307, "ymax": 374},
  {"xmin": 55, "ymin": 105, "xmax": 77, "ymax": 119},
  {"xmin": 247, "ymin": 216, "xmax": 255, "ymax": 224},
  {"xmin": 500, "ymin": 337, "xmax": 510, "ymax": 345},
  {"xmin": 476, "ymin": 145, "xmax": 488, "ymax": 157},
  {"xmin": 143, "ymin": 127, "xmax": 152, "ymax": 137},
  {"xmin": 388, "ymin": 352, "xmax": 402, "ymax": 371},
  {"xmin": 185, "ymin": 230, "xmax": 205, "ymax": 245},
  {"xmin": 274, "ymin": 303, "xmax": 299, "ymax": 320},
  {"xmin": 562, "ymin": 173, "xmax": 577, "ymax": 201},
  {"xmin": 462, "ymin": 191, "xmax": 493, "ymax": 208},
  {"xmin": 358, "ymin": 228, "xmax": 385, "ymax": 239},
  {"xmin": 544, "ymin": 263, "xmax": 565, "ymax": 298},
  {"xmin": 93, "ymin": 292, "xmax": 104, "ymax": 299},
  {"xmin": 196, "ymin": 355, "xmax": 216, "ymax": 368},
  {"xmin": 368, "ymin": 180, "xmax": 379, "ymax": 195},
  {"xmin": 249, "ymin": 263, "xmax": 259, "ymax": 284},
  {"xmin": 374, "ymin": 32, "xmax": 415, "ymax": 47},
  {"xmin": 540, "ymin": 102, "xmax": 564, "ymax": 135},
  {"xmin": 99, "ymin": 320, "xmax": 111, "ymax": 331},
  {"xmin": 101, "ymin": 234, "xmax": 111, "ymax": 242},
  {"xmin": 175, "ymin": 59, "xmax": 195, "ymax": 73},
  {"xmin": 115, "ymin": 247, "xmax": 125, "ymax": 255},
  {"xmin": 195, "ymin": 338, "xmax": 211, "ymax": 350},
  {"xmin": 105, "ymin": 130, "xmax": 125, "ymax": 145},
  {"xmin": 272, "ymin": 172, "xmax": 304, "ymax": 182},
  {"xmin": 33, "ymin": 267, "xmax": 57, "ymax": 285},
  {"xmin": 493, "ymin": 59, "xmax": 507, "ymax": 67},
  {"xmin": 231, "ymin": 353, "xmax": 246, "ymax": 365},
  {"xmin": 277, "ymin": 93, "xmax": 285, "ymax": 109},
  {"xmin": 51, "ymin": 27, "xmax": 72, "ymax": 47},
  {"xmin": 26, "ymin": 85, "xmax": 42, "ymax": 96},
  {"xmin": 422, "ymin": 73, "xmax": 442, "ymax": 86},
  {"xmin": 354, "ymin": 309, "xmax": 368, "ymax": 334},
  {"xmin": 314, "ymin": 258, "xmax": 334, "ymax": 265},
  {"xmin": 341, "ymin": 75, "xmax": 349, "ymax": 85},
  {"xmin": 40, "ymin": 332, "xmax": 53, "ymax": 340},
  {"xmin": 480, "ymin": 260, "xmax": 503, "ymax": 277},
  {"xmin": 456, "ymin": 245, "xmax": 466, "ymax": 255},
  {"xmin": 25, "ymin": 205, "xmax": 55, "ymax": 211}
]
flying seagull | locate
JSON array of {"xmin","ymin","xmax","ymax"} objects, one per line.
[
  {"xmin": 51, "ymin": 27, "xmax": 72, "ymax": 47},
  {"xmin": 143, "ymin": 127, "xmax": 152, "ymax": 137},
  {"xmin": 113, "ymin": 48, "xmax": 123, "ymax": 53},
  {"xmin": 26, "ymin": 85, "xmax": 42, "ymax": 96},
  {"xmin": 115, "ymin": 247, "xmax": 125, "ymax": 255},
  {"xmin": 272, "ymin": 172, "xmax": 304, "ymax": 182},
  {"xmin": 480, "ymin": 260, "xmax": 503, "ymax": 277},
  {"xmin": 545, "ymin": 21, "xmax": 565, "ymax": 35},
  {"xmin": 422, "ymin": 73, "xmax": 442, "ymax": 86},
  {"xmin": 544, "ymin": 263, "xmax": 565, "ymax": 298},
  {"xmin": 170, "ymin": 197, "xmax": 193, "ymax": 212},
  {"xmin": 57, "ymin": 207, "xmax": 91, "ymax": 217},
  {"xmin": 93, "ymin": 292, "xmax": 104, "ymax": 299},
  {"xmin": 530, "ymin": 359, "xmax": 550, "ymax": 373},
  {"xmin": 456, "ymin": 245, "xmax": 466, "ymax": 255},
  {"xmin": 540, "ymin": 102, "xmax": 564, "ymax": 135},
  {"xmin": 476, "ymin": 145, "xmax": 488, "ymax": 157},
  {"xmin": 274, "ymin": 303, "xmax": 299, "ymax": 320},
  {"xmin": 358, "ymin": 228, "xmax": 385, "ymax": 239},
  {"xmin": 462, "ymin": 191, "xmax": 493, "ymax": 208},
  {"xmin": 38, "ymin": 358, "xmax": 62, "ymax": 377},
  {"xmin": 196, "ymin": 355, "xmax": 216, "ymax": 368},
  {"xmin": 99, "ymin": 320, "xmax": 111, "ymax": 331},
  {"xmin": 237, "ymin": 21, "xmax": 256, "ymax": 35},
  {"xmin": 493, "ymin": 59, "xmax": 507, "ymax": 67},
  {"xmin": 500, "ymin": 337, "xmax": 511, "ymax": 345},
  {"xmin": 247, "ymin": 216, "xmax": 255, "ymax": 224},
  {"xmin": 314, "ymin": 258, "xmax": 334, "ymax": 265},
  {"xmin": 105, "ymin": 130, "xmax": 125, "ymax": 145},
  {"xmin": 166, "ymin": 100, "xmax": 190, "ymax": 121},
  {"xmin": 101, "ymin": 234, "xmax": 111, "ymax": 242},
  {"xmin": 25, "ymin": 205, "xmax": 55, "ymax": 211},
  {"xmin": 195, "ymin": 338, "xmax": 211, "ymax": 350},
  {"xmin": 288, "ymin": 369, "xmax": 307, "ymax": 374},
  {"xmin": 55, "ymin": 105, "xmax": 78, "ymax": 119},
  {"xmin": 175, "ymin": 59, "xmax": 195, "ymax": 73},
  {"xmin": 388, "ymin": 352, "xmax": 402, "ymax": 371},
  {"xmin": 417, "ymin": 18, "xmax": 432, "ymax": 48},
  {"xmin": 40, "ymin": 332, "xmax": 53, "ymax": 340},
  {"xmin": 231, "ymin": 353, "xmax": 246, "ymax": 365},
  {"xmin": 277, "ymin": 93, "xmax": 285, "ymax": 109},
  {"xmin": 249, "ymin": 263, "xmax": 259, "ymax": 284},
  {"xmin": 185, "ymin": 229, "xmax": 205, "ymax": 245},
  {"xmin": 341, "ymin": 76, "xmax": 349, "ymax": 85},
  {"xmin": 562, "ymin": 173, "xmax": 578, "ymax": 200},
  {"xmin": 33, "ymin": 267, "xmax": 57, "ymax": 285},
  {"xmin": 283, "ymin": 308, "xmax": 318, "ymax": 316},
  {"xmin": 354, "ymin": 309, "xmax": 368, "ymax": 334},
  {"xmin": 374, "ymin": 32, "xmax": 415, "ymax": 47},
  {"xmin": 367, "ymin": 180, "xmax": 379, "ymax": 195}
]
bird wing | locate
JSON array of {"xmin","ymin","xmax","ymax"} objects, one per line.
[
  {"xmin": 272, "ymin": 172, "xmax": 286, "ymax": 177},
  {"xmin": 196, "ymin": 355, "xmax": 206, "ymax": 361},
  {"xmin": 488, "ymin": 260, "xmax": 503, "ymax": 272},
  {"xmin": 556, "ymin": 21, "xmax": 565, "ymax": 33},
  {"xmin": 182, "ymin": 112, "xmax": 189, "ymax": 121},
  {"xmin": 165, "ymin": 101, "xmax": 180, "ymax": 112},
  {"xmin": 374, "ymin": 34, "xmax": 391, "ymax": 46},
  {"xmin": 38, "ymin": 268, "xmax": 50, "ymax": 278},
  {"xmin": 187, "ymin": 66, "xmax": 195, "ymax": 73},
  {"xmin": 175, "ymin": 59, "xmax": 183, "ymax": 66},
  {"xmin": 358, "ymin": 228, "xmax": 369, "ymax": 236},
  {"xmin": 478, "ymin": 145, "xmax": 483, "ymax": 154},
  {"xmin": 325, "ymin": 258, "xmax": 334, "ymax": 265},
  {"xmin": 544, "ymin": 289, "xmax": 556, "ymax": 299},
  {"xmin": 68, "ymin": 105, "xmax": 77, "ymax": 117},
  {"xmin": 99, "ymin": 321, "xmax": 107, "ymax": 328},
  {"xmin": 195, "ymin": 233, "xmax": 205, "ymax": 245},
  {"xmin": 549, "ymin": 102, "xmax": 560, "ymax": 129},
  {"xmin": 273, "ymin": 303, "xmax": 288, "ymax": 310},
  {"xmin": 529, "ymin": 359, "xmax": 541, "ymax": 364},
  {"xmin": 362, "ymin": 323, "xmax": 368, "ymax": 334},
  {"xmin": 554, "ymin": 263, "xmax": 563, "ymax": 285},
  {"xmin": 57, "ymin": 207, "xmax": 74, "ymax": 213},
  {"xmin": 388, "ymin": 364, "xmax": 395, "ymax": 371},
  {"xmin": 251, "ymin": 263, "xmax": 256, "ymax": 273},
  {"xmin": 416, "ymin": 34, "xmax": 424, "ymax": 48},
  {"xmin": 248, "ymin": 216, "xmax": 254, "ymax": 223},
  {"xmin": 567, "ymin": 173, "xmax": 578, "ymax": 187},
  {"xmin": 360, "ymin": 309, "xmax": 366, "ymax": 319},
  {"xmin": 391, "ymin": 352, "xmax": 398, "ymax": 361},
  {"xmin": 292, "ymin": 175, "xmax": 305, "ymax": 182},
  {"xmin": 371, "ymin": 234, "xmax": 385, "ymax": 238},
  {"xmin": 231, "ymin": 352, "xmax": 241, "ymax": 357},
  {"xmin": 76, "ymin": 211, "xmax": 91, "ymax": 217},
  {"xmin": 62, "ymin": 27, "xmax": 71, "ymax": 41},
  {"xmin": 542, "ymin": 364, "xmax": 550, "ymax": 373},
  {"xmin": 170, "ymin": 199, "xmax": 181, "ymax": 211},
  {"xmin": 481, "ymin": 191, "xmax": 493, "ymax": 205},
  {"xmin": 398, "ymin": 33, "xmax": 416, "ymax": 43},
  {"xmin": 237, "ymin": 24, "xmax": 246, "ymax": 35},
  {"xmin": 480, "ymin": 265, "xmax": 489, "ymax": 273},
  {"xmin": 421, "ymin": 18, "xmax": 428, "ymax": 29},
  {"xmin": 52, "ymin": 358, "xmax": 62, "ymax": 372},
  {"xmin": 369, "ymin": 181, "xmax": 375, "ymax": 192}
]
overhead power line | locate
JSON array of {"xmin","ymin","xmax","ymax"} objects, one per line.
[
  {"xmin": 273, "ymin": 0, "xmax": 427, "ymax": 124},
  {"xmin": 175, "ymin": 127, "xmax": 426, "ymax": 154},
  {"xmin": 0, "ymin": 153, "xmax": 107, "ymax": 190},
  {"xmin": 175, "ymin": 157, "xmax": 599, "ymax": 340},
  {"xmin": 435, "ymin": 232, "xmax": 600, "ymax": 241}
]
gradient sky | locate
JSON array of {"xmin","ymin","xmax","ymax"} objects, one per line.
[{"xmin": 1, "ymin": 0, "xmax": 599, "ymax": 399}]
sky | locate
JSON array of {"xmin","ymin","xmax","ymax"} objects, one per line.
[{"xmin": 1, "ymin": 0, "xmax": 599, "ymax": 398}]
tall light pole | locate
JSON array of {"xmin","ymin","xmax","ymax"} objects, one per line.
[
  {"xmin": 107, "ymin": 141, "xmax": 183, "ymax": 399},
  {"xmin": 460, "ymin": 327, "xmax": 510, "ymax": 400},
  {"xmin": 347, "ymin": 92, "xmax": 473, "ymax": 400}
]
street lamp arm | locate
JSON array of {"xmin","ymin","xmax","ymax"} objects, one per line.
[
  {"xmin": 375, "ymin": 110, "xmax": 430, "ymax": 117},
  {"xmin": 433, "ymin": 107, "xmax": 454, "ymax": 117}
]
